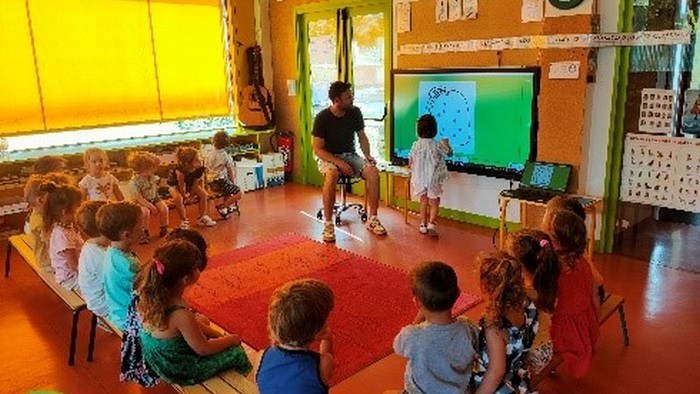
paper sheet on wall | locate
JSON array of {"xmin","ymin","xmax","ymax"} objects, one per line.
[
  {"xmin": 448, "ymin": 0, "xmax": 462, "ymax": 21},
  {"xmin": 436, "ymin": 0, "xmax": 448, "ymax": 23},
  {"xmin": 548, "ymin": 61, "xmax": 580, "ymax": 79},
  {"xmin": 621, "ymin": 134, "xmax": 700, "ymax": 212},
  {"xmin": 638, "ymin": 88, "xmax": 674, "ymax": 134},
  {"xmin": 521, "ymin": 0, "xmax": 544, "ymax": 23},
  {"xmin": 396, "ymin": 2, "xmax": 412, "ymax": 33},
  {"xmin": 462, "ymin": 0, "xmax": 478, "ymax": 19}
]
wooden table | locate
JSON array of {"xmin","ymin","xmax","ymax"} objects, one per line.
[
  {"xmin": 379, "ymin": 165, "xmax": 410, "ymax": 223},
  {"xmin": 498, "ymin": 194, "xmax": 602, "ymax": 260}
]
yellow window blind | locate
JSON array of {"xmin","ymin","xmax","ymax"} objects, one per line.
[
  {"xmin": 29, "ymin": 0, "xmax": 160, "ymax": 130},
  {"xmin": 0, "ymin": 0, "xmax": 44, "ymax": 135},
  {"xmin": 150, "ymin": 0, "xmax": 229, "ymax": 120},
  {"xmin": 2, "ymin": 0, "xmax": 230, "ymax": 135}
]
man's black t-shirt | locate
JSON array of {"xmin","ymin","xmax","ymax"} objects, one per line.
[{"xmin": 312, "ymin": 106, "xmax": 365, "ymax": 154}]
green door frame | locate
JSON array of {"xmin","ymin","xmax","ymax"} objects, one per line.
[
  {"xmin": 294, "ymin": 0, "xmax": 391, "ymax": 186},
  {"xmin": 600, "ymin": 0, "xmax": 635, "ymax": 252}
]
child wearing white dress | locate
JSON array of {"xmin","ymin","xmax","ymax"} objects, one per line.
[
  {"xmin": 78, "ymin": 148, "xmax": 124, "ymax": 202},
  {"xmin": 409, "ymin": 114, "xmax": 452, "ymax": 237}
]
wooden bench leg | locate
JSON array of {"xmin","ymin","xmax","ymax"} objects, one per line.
[
  {"xmin": 68, "ymin": 309, "xmax": 82, "ymax": 366},
  {"xmin": 87, "ymin": 314, "xmax": 98, "ymax": 362},
  {"xmin": 618, "ymin": 303, "xmax": 630, "ymax": 346},
  {"xmin": 5, "ymin": 242, "xmax": 12, "ymax": 277}
]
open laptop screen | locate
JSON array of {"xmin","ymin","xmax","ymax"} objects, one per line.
[{"xmin": 520, "ymin": 161, "xmax": 571, "ymax": 192}]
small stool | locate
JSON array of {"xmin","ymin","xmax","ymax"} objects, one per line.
[{"xmin": 316, "ymin": 176, "xmax": 367, "ymax": 226}]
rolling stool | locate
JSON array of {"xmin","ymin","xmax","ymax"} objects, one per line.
[{"xmin": 316, "ymin": 176, "xmax": 368, "ymax": 226}]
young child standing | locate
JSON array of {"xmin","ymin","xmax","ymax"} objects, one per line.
[
  {"xmin": 43, "ymin": 182, "xmax": 84, "ymax": 290},
  {"xmin": 546, "ymin": 210, "xmax": 600, "ymax": 378},
  {"xmin": 76, "ymin": 200, "xmax": 110, "ymax": 318},
  {"xmin": 78, "ymin": 148, "xmax": 124, "ymax": 202},
  {"xmin": 409, "ymin": 114, "xmax": 452, "ymax": 237},
  {"xmin": 472, "ymin": 251, "xmax": 538, "ymax": 394},
  {"xmin": 136, "ymin": 240, "xmax": 251, "ymax": 386},
  {"xmin": 97, "ymin": 201, "xmax": 143, "ymax": 330},
  {"xmin": 393, "ymin": 261, "xmax": 478, "ymax": 394},
  {"xmin": 128, "ymin": 151, "xmax": 169, "ymax": 243},
  {"xmin": 205, "ymin": 131, "xmax": 242, "ymax": 219},
  {"xmin": 166, "ymin": 146, "xmax": 216, "ymax": 228},
  {"xmin": 256, "ymin": 279, "xmax": 335, "ymax": 394}
]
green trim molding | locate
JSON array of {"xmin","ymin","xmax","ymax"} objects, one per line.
[{"xmin": 600, "ymin": 0, "xmax": 634, "ymax": 253}]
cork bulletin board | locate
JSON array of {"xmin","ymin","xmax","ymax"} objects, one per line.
[{"xmin": 396, "ymin": 1, "xmax": 595, "ymax": 192}]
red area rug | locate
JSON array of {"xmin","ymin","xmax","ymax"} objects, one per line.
[{"xmin": 185, "ymin": 233, "xmax": 481, "ymax": 385}]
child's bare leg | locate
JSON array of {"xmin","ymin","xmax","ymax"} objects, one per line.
[
  {"xmin": 223, "ymin": 191, "xmax": 242, "ymax": 207},
  {"xmin": 428, "ymin": 197, "xmax": 440, "ymax": 225},
  {"xmin": 140, "ymin": 206, "xmax": 151, "ymax": 231},
  {"xmin": 194, "ymin": 186, "xmax": 209, "ymax": 217},
  {"xmin": 155, "ymin": 200, "xmax": 169, "ymax": 227},
  {"xmin": 170, "ymin": 188, "xmax": 187, "ymax": 222},
  {"xmin": 419, "ymin": 195, "xmax": 429, "ymax": 225}
]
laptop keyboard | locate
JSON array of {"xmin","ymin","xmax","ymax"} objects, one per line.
[{"xmin": 500, "ymin": 188, "xmax": 559, "ymax": 202}]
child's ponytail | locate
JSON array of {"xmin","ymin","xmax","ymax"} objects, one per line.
[
  {"xmin": 507, "ymin": 229, "xmax": 560, "ymax": 313},
  {"xmin": 41, "ymin": 182, "xmax": 82, "ymax": 231},
  {"xmin": 135, "ymin": 240, "xmax": 202, "ymax": 329},
  {"xmin": 549, "ymin": 210, "xmax": 587, "ymax": 269},
  {"xmin": 478, "ymin": 251, "xmax": 526, "ymax": 327}
]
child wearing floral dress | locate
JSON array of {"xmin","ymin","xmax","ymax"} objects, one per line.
[
  {"xmin": 472, "ymin": 251, "xmax": 539, "ymax": 394},
  {"xmin": 78, "ymin": 148, "xmax": 124, "ymax": 202},
  {"xmin": 128, "ymin": 151, "xmax": 169, "ymax": 243},
  {"xmin": 136, "ymin": 240, "xmax": 251, "ymax": 385},
  {"xmin": 43, "ymin": 182, "xmax": 84, "ymax": 290},
  {"xmin": 409, "ymin": 114, "xmax": 452, "ymax": 237}
]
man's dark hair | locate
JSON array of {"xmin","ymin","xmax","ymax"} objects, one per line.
[
  {"xmin": 417, "ymin": 114, "xmax": 438, "ymax": 138},
  {"xmin": 328, "ymin": 81, "xmax": 352, "ymax": 102}
]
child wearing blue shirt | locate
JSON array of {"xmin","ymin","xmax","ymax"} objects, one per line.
[
  {"xmin": 96, "ymin": 201, "xmax": 143, "ymax": 330},
  {"xmin": 256, "ymin": 279, "xmax": 335, "ymax": 394}
]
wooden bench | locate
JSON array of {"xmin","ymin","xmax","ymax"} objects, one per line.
[
  {"xmin": 87, "ymin": 313, "xmax": 259, "ymax": 393},
  {"xmin": 531, "ymin": 292, "xmax": 630, "ymax": 387},
  {"xmin": 5, "ymin": 234, "xmax": 88, "ymax": 366}
]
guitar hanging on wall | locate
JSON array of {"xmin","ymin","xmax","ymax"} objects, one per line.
[{"xmin": 239, "ymin": 45, "xmax": 275, "ymax": 130}]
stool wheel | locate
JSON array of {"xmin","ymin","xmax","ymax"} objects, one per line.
[
  {"xmin": 335, "ymin": 216, "xmax": 342, "ymax": 226},
  {"xmin": 360, "ymin": 212, "xmax": 368, "ymax": 222},
  {"xmin": 316, "ymin": 211, "xmax": 324, "ymax": 220}
]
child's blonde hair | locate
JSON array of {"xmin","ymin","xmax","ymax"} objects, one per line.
[
  {"xmin": 128, "ymin": 151, "xmax": 160, "ymax": 173},
  {"xmin": 411, "ymin": 261, "xmax": 460, "ymax": 312},
  {"xmin": 40, "ymin": 182, "xmax": 83, "ymax": 231},
  {"xmin": 135, "ymin": 240, "xmax": 202, "ymax": 329},
  {"xmin": 548, "ymin": 210, "xmax": 587, "ymax": 269},
  {"xmin": 76, "ymin": 200, "xmax": 107, "ymax": 238},
  {"xmin": 478, "ymin": 251, "xmax": 526, "ymax": 327},
  {"xmin": 212, "ymin": 131, "xmax": 230, "ymax": 150},
  {"xmin": 506, "ymin": 229, "xmax": 559, "ymax": 313},
  {"xmin": 96, "ymin": 201, "xmax": 142, "ymax": 241},
  {"xmin": 33, "ymin": 156, "xmax": 66, "ymax": 174},
  {"xmin": 268, "ymin": 279, "xmax": 334, "ymax": 348},
  {"xmin": 175, "ymin": 146, "xmax": 199, "ymax": 169},
  {"xmin": 83, "ymin": 148, "xmax": 109, "ymax": 166}
]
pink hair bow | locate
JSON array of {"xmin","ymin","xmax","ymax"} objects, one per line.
[
  {"xmin": 154, "ymin": 259, "xmax": 165, "ymax": 275},
  {"xmin": 539, "ymin": 239, "xmax": 549, "ymax": 248}
]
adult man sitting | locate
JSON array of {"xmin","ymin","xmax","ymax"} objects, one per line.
[{"xmin": 312, "ymin": 81, "xmax": 387, "ymax": 242}]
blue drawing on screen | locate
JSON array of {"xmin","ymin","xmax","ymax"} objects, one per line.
[
  {"xmin": 419, "ymin": 81, "xmax": 476, "ymax": 158},
  {"xmin": 531, "ymin": 165, "xmax": 554, "ymax": 188}
]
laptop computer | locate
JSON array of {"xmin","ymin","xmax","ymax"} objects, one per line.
[{"xmin": 500, "ymin": 161, "xmax": 572, "ymax": 202}]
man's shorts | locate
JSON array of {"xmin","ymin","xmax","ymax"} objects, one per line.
[{"xmin": 315, "ymin": 152, "xmax": 368, "ymax": 178}]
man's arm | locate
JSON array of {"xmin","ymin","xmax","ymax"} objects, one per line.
[{"xmin": 357, "ymin": 130, "xmax": 376, "ymax": 165}]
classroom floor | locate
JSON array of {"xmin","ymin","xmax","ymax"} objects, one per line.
[{"xmin": 1, "ymin": 183, "xmax": 698, "ymax": 394}]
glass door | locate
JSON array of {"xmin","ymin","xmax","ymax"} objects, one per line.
[{"xmin": 297, "ymin": 2, "xmax": 390, "ymax": 187}]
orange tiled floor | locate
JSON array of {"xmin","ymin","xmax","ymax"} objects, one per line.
[{"xmin": 1, "ymin": 184, "xmax": 698, "ymax": 393}]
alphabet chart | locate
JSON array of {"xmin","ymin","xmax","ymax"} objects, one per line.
[{"xmin": 621, "ymin": 134, "xmax": 700, "ymax": 212}]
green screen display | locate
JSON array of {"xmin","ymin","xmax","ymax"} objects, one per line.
[{"xmin": 391, "ymin": 69, "xmax": 538, "ymax": 178}]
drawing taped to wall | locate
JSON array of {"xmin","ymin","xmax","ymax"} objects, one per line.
[
  {"xmin": 681, "ymin": 89, "xmax": 700, "ymax": 136},
  {"xmin": 418, "ymin": 81, "xmax": 476, "ymax": 158}
]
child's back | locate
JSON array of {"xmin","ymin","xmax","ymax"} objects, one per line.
[
  {"xmin": 394, "ymin": 316, "xmax": 477, "ymax": 394},
  {"xmin": 103, "ymin": 245, "xmax": 139, "ymax": 330},
  {"xmin": 551, "ymin": 255, "xmax": 599, "ymax": 377}
]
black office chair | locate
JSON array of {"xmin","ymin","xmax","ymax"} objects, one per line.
[{"xmin": 316, "ymin": 175, "xmax": 368, "ymax": 226}]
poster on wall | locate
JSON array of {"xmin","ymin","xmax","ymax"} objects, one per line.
[
  {"xmin": 396, "ymin": 2, "xmax": 412, "ymax": 33},
  {"xmin": 621, "ymin": 134, "xmax": 700, "ymax": 213},
  {"xmin": 681, "ymin": 89, "xmax": 700, "ymax": 136},
  {"xmin": 436, "ymin": 0, "xmax": 448, "ymax": 23},
  {"xmin": 522, "ymin": 0, "xmax": 544, "ymax": 23},
  {"xmin": 462, "ymin": 0, "xmax": 478, "ymax": 19},
  {"xmin": 448, "ymin": 0, "xmax": 462, "ymax": 21},
  {"xmin": 638, "ymin": 88, "xmax": 674, "ymax": 134}
]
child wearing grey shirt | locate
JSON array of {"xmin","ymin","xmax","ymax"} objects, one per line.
[{"xmin": 393, "ymin": 261, "xmax": 478, "ymax": 394}]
